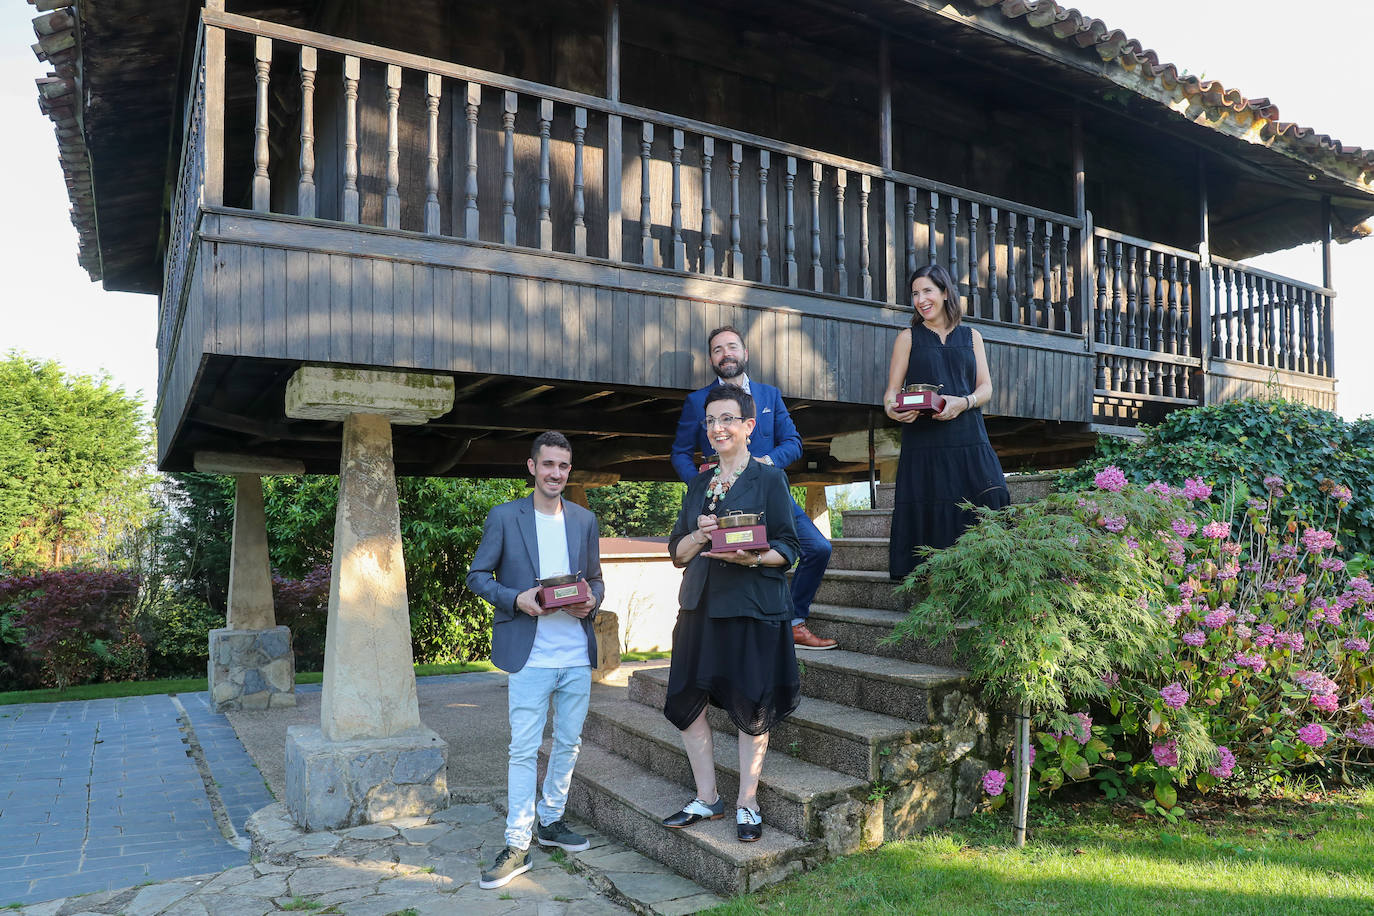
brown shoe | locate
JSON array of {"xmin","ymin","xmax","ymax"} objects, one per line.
[{"xmin": 792, "ymin": 623, "xmax": 837, "ymax": 650}]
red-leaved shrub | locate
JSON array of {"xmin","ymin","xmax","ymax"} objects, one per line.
[{"xmin": 0, "ymin": 569, "xmax": 140, "ymax": 690}]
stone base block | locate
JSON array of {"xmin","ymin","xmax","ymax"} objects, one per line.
[
  {"xmin": 592, "ymin": 610, "xmax": 621, "ymax": 683},
  {"xmin": 208, "ymin": 626, "xmax": 296, "ymax": 712},
  {"xmin": 284, "ymin": 725, "xmax": 449, "ymax": 831}
]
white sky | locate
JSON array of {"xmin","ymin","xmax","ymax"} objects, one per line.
[{"xmin": 1, "ymin": 1, "xmax": 1370, "ymax": 422}]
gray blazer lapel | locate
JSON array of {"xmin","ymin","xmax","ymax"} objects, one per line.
[{"xmin": 517, "ymin": 497, "xmax": 541, "ymax": 578}]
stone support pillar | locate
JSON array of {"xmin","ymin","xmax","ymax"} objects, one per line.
[
  {"xmin": 828, "ymin": 428, "xmax": 902, "ymax": 488},
  {"xmin": 281, "ymin": 367, "xmax": 455, "ymax": 830},
  {"xmin": 804, "ymin": 484, "xmax": 831, "ymax": 540},
  {"xmin": 196, "ymin": 453, "xmax": 305, "ymax": 712}
]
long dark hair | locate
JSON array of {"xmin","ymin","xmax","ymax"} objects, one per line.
[{"xmin": 908, "ymin": 264, "xmax": 961, "ymax": 329}]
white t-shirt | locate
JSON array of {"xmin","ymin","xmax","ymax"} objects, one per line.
[{"xmin": 525, "ymin": 504, "xmax": 591, "ymax": 668}]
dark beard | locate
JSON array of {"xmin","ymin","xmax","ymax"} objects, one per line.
[{"xmin": 714, "ymin": 358, "xmax": 746, "ymax": 380}]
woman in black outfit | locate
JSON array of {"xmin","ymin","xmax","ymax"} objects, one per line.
[
  {"xmin": 884, "ymin": 264, "xmax": 1009, "ymax": 581},
  {"xmin": 660, "ymin": 384, "xmax": 800, "ymax": 843}
]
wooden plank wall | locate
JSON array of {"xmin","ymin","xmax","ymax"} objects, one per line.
[
  {"xmin": 1205, "ymin": 359, "xmax": 1337, "ymax": 413},
  {"xmin": 178, "ymin": 211, "xmax": 1091, "ymax": 430},
  {"xmin": 155, "ymin": 256, "xmax": 209, "ymax": 465}
]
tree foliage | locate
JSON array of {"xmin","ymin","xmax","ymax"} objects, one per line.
[
  {"xmin": 0, "ymin": 353, "xmax": 154, "ymax": 570},
  {"xmin": 587, "ymin": 481, "xmax": 686, "ymax": 537}
]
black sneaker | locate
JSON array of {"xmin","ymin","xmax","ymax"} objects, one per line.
[
  {"xmin": 479, "ymin": 845, "xmax": 531, "ymax": 889},
  {"xmin": 536, "ymin": 818, "xmax": 591, "ymax": 852}
]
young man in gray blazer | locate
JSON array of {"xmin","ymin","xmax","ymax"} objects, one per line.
[{"xmin": 466, "ymin": 431, "xmax": 605, "ymax": 889}]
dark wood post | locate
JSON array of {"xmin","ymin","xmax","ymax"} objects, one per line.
[
  {"xmin": 1321, "ymin": 194, "xmax": 1334, "ymax": 377},
  {"xmin": 203, "ymin": 0, "xmax": 225, "ymax": 207},
  {"xmin": 880, "ymin": 33, "xmax": 897, "ymax": 305},
  {"xmin": 1197, "ymin": 153, "xmax": 1213, "ymax": 402},
  {"xmin": 1073, "ymin": 106, "xmax": 1090, "ymax": 346},
  {"xmin": 605, "ymin": 0, "xmax": 622, "ymax": 262}
]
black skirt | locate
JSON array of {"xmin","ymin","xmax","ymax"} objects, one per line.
[{"xmin": 662, "ymin": 606, "xmax": 800, "ymax": 736}]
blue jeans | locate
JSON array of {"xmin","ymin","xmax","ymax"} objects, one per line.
[
  {"xmin": 505, "ymin": 664, "xmax": 591, "ymax": 849},
  {"xmin": 789, "ymin": 502, "xmax": 832, "ymax": 624}
]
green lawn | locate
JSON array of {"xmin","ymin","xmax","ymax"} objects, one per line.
[
  {"xmin": 0, "ymin": 660, "xmax": 497, "ymax": 706},
  {"xmin": 705, "ymin": 788, "xmax": 1374, "ymax": 916}
]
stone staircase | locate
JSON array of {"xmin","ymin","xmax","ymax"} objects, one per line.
[{"xmin": 555, "ymin": 477, "xmax": 1046, "ymax": 897}]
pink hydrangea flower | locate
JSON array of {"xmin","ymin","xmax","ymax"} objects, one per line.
[
  {"xmin": 1094, "ymin": 465, "xmax": 1128, "ymax": 492},
  {"xmin": 1349, "ymin": 578, "xmax": 1374, "ymax": 602},
  {"xmin": 1100, "ymin": 515, "xmax": 1127, "ymax": 533},
  {"xmin": 1347, "ymin": 722, "xmax": 1374, "ymax": 748},
  {"xmin": 1263, "ymin": 475, "xmax": 1285, "ymax": 495},
  {"xmin": 1361, "ymin": 697, "xmax": 1374, "ymax": 719},
  {"xmin": 1294, "ymin": 671, "xmax": 1338, "ymax": 695},
  {"xmin": 1171, "ymin": 518, "xmax": 1198, "ymax": 538},
  {"xmin": 1125, "ymin": 535, "xmax": 1140, "ymax": 551},
  {"xmin": 1160, "ymin": 683, "xmax": 1189, "ymax": 710},
  {"xmin": 1301, "ymin": 528, "xmax": 1337, "ymax": 553},
  {"xmin": 1152, "ymin": 739, "xmax": 1179, "ymax": 767},
  {"xmin": 1145, "ymin": 480, "xmax": 1173, "ymax": 499},
  {"xmin": 1344, "ymin": 638, "xmax": 1370, "ymax": 653},
  {"xmin": 1182, "ymin": 630, "xmax": 1207, "ymax": 647},
  {"xmin": 1201, "ymin": 521, "xmax": 1230, "ymax": 539},
  {"xmin": 1203, "ymin": 608, "xmax": 1234, "ymax": 630},
  {"xmin": 1296, "ymin": 723, "xmax": 1328, "ymax": 747},
  {"xmin": 1182, "ymin": 478, "xmax": 1213, "ymax": 501},
  {"xmin": 1234, "ymin": 652, "xmax": 1265, "ymax": 673},
  {"xmin": 1209, "ymin": 745, "xmax": 1236, "ymax": 779},
  {"xmin": 1275, "ymin": 631, "xmax": 1305, "ymax": 652},
  {"xmin": 1311, "ymin": 694, "xmax": 1339, "ymax": 713},
  {"xmin": 1330, "ymin": 484, "xmax": 1352, "ymax": 506},
  {"xmin": 982, "ymin": 769, "xmax": 1007, "ymax": 796},
  {"xmin": 1321, "ymin": 557, "xmax": 1347, "ymax": 574}
]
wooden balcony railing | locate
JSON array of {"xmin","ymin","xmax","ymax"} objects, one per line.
[{"xmin": 157, "ymin": 10, "xmax": 1336, "ymax": 423}]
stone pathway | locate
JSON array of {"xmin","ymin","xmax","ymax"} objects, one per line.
[
  {"xmin": 11, "ymin": 802, "xmax": 723, "ymax": 916},
  {"xmin": 0, "ymin": 694, "xmax": 268, "ymax": 905}
]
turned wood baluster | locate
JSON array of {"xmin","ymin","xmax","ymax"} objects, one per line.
[
  {"xmin": 947, "ymin": 196, "xmax": 960, "ymax": 292},
  {"xmin": 463, "ymin": 82, "xmax": 480, "ymax": 239},
  {"xmin": 1264, "ymin": 278, "xmax": 1277, "ymax": 366},
  {"xmin": 834, "ymin": 169, "xmax": 848, "ymax": 294},
  {"xmin": 424, "ymin": 75, "xmax": 442, "ymax": 235},
  {"xmin": 783, "ymin": 157, "xmax": 798, "ymax": 287},
  {"xmin": 1160, "ymin": 256, "xmax": 1175, "ymax": 396},
  {"xmin": 297, "ymin": 47, "xmax": 316, "ymax": 218},
  {"xmin": 758, "ymin": 150, "xmax": 771, "ymax": 283},
  {"xmin": 729, "ymin": 143, "xmax": 744, "ymax": 279},
  {"xmin": 1317, "ymin": 295, "xmax": 1331, "ymax": 375},
  {"xmin": 640, "ymin": 123, "xmax": 654, "ymax": 265},
  {"xmin": 968, "ymin": 202, "xmax": 981, "ymax": 318},
  {"xmin": 1140, "ymin": 251, "xmax": 1155, "ymax": 353},
  {"xmin": 342, "ymin": 56, "xmax": 360, "ymax": 223},
  {"xmin": 572, "ymin": 108, "xmax": 587, "ymax": 256},
  {"xmin": 384, "ymin": 65, "xmax": 401, "ymax": 229},
  {"xmin": 988, "ymin": 208, "xmax": 1001, "ymax": 321},
  {"xmin": 1111, "ymin": 242, "xmax": 1124, "ymax": 347},
  {"xmin": 252, "ymin": 37, "xmax": 271, "ymax": 212},
  {"xmin": 1040, "ymin": 218, "xmax": 1052, "ymax": 330},
  {"xmin": 537, "ymin": 99, "xmax": 553, "ymax": 250},
  {"xmin": 1285, "ymin": 284, "xmax": 1298, "ymax": 370},
  {"xmin": 701, "ymin": 138, "xmax": 715, "ymax": 275},
  {"xmin": 670, "ymin": 129, "xmax": 685, "ymax": 270},
  {"xmin": 1094, "ymin": 237, "xmax": 1108, "ymax": 391},
  {"xmin": 1059, "ymin": 225, "xmax": 1071, "ymax": 332},
  {"xmin": 1006, "ymin": 211, "xmax": 1019, "ymax": 325},
  {"xmin": 501, "ymin": 91, "xmax": 518, "ymax": 245},
  {"xmin": 1124, "ymin": 246, "xmax": 1138, "ymax": 350},
  {"xmin": 810, "ymin": 162, "xmax": 824, "ymax": 292},
  {"xmin": 1024, "ymin": 216, "xmax": 1038, "ymax": 326},
  {"xmin": 905, "ymin": 187, "xmax": 917, "ymax": 279},
  {"xmin": 1222, "ymin": 267, "xmax": 1235, "ymax": 360},
  {"xmin": 1301, "ymin": 289, "xmax": 1314, "ymax": 373},
  {"xmin": 1242, "ymin": 272, "xmax": 1255, "ymax": 364},
  {"xmin": 859, "ymin": 174, "xmax": 872, "ymax": 299},
  {"xmin": 926, "ymin": 192, "xmax": 939, "ymax": 268},
  {"xmin": 1177, "ymin": 261, "xmax": 1192, "ymax": 396}
]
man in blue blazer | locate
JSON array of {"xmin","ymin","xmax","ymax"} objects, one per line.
[
  {"xmin": 670, "ymin": 325, "xmax": 837, "ymax": 650},
  {"xmin": 466, "ymin": 431, "xmax": 605, "ymax": 889}
]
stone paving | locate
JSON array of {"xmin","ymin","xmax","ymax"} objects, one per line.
[
  {"xmin": 10, "ymin": 801, "xmax": 724, "ymax": 916},
  {"xmin": 0, "ymin": 693, "xmax": 266, "ymax": 906}
]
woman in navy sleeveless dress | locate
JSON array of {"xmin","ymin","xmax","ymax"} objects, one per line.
[{"xmin": 884, "ymin": 264, "xmax": 1009, "ymax": 581}]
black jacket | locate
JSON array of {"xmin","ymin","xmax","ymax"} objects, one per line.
[{"xmin": 667, "ymin": 460, "xmax": 800, "ymax": 620}]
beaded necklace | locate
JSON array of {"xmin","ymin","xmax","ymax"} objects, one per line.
[{"xmin": 705, "ymin": 460, "xmax": 748, "ymax": 513}]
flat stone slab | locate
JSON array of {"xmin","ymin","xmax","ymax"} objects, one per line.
[{"xmin": 284, "ymin": 367, "xmax": 455, "ymax": 424}]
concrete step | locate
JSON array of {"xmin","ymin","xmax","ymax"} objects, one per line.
[
  {"xmin": 840, "ymin": 508, "xmax": 891, "ymax": 539},
  {"xmin": 814, "ymin": 568, "xmax": 909, "ymax": 612},
  {"xmin": 805, "ymin": 604, "xmax": 955, "ymax": 667},
  {"xmin": 828, "ymin": 537, "xmax": 889, "ymax": 571},
  {"xmin": 795, "ymin": 649, "xmax": 968, "ymax": 722},
  {"xmin": 581, "ymin": 698, "xmax": 868, "ymax": 850},
  {"xmin": 562, "ymin": 742, "xmax": 821, "ymax": 897},
  {"xmin": 628, "ymin": 666, "xmax": 935, "ymax": 783}
]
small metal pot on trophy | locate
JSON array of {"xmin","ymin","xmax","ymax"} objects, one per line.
[
  {"xmin": 537, "ymin": 572, "xmax": 591, "ymax": 609},
  {"xmin": 894, "ymin": 382, "xmax": 946, "ymax": 414},
  {"xmin": 710, "ymin": 511, "xmax": 769, "ymax": 553}
]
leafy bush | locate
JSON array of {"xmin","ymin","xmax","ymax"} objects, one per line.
[
  {"xmin": 0, "ymin": 568, "xmax": 140, "ymax": 690},
  {"xmin": 139, "ymin": 594, "xmax": 226, "ymax": 678},
  {"xmin": 929, "ymin": 468, "xmax": 1374, "ymax": 818},
  {"xmin": 273, "ymin": 565, "xmax": 331, "ymax": 671},
  {"xmin": 1063, "ymin": 398, "xmax": 1374, "ymax": 556}
]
